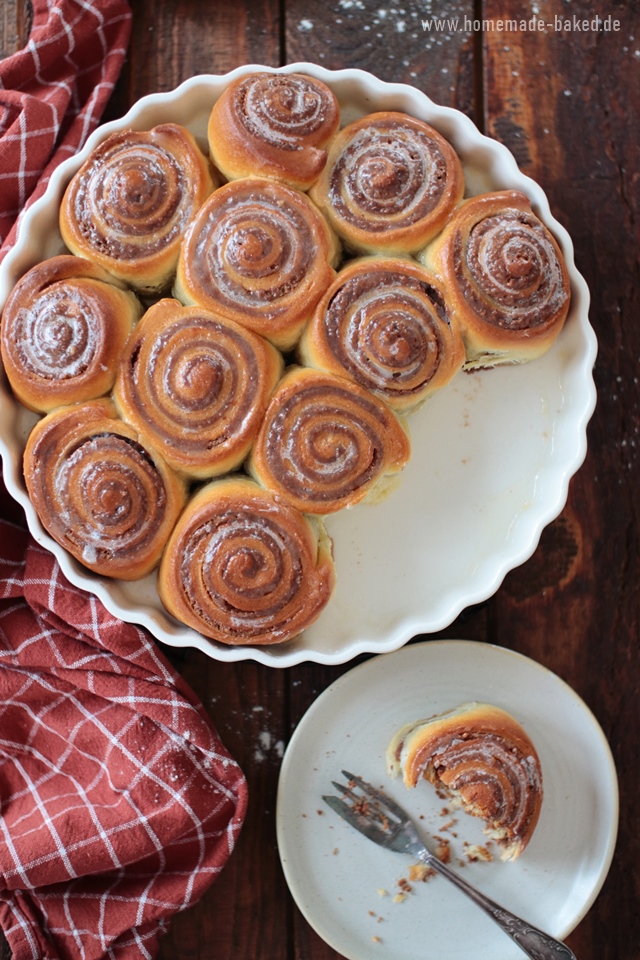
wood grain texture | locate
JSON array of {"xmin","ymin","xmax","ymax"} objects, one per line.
[
  {"xmin": 0, "ymin": 0, "xmax": 638, "ymax": 958},
  {"xmin": 482, "ymin": 2, "xmax": 639, "ymax": 958},
  {"xmin": 157, "ymin": 654, "xmax": 291, "ymax": 959},
  {"xmin": 0, "ymin": 0, "xmax": 31, "ymax": 59},
  {"xmin": 285, "ymin": 0, "xmax": 477, "ymax": 115}
]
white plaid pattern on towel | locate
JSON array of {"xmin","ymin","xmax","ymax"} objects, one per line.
[
  {"xmin": 0, "ymin": 0, "xmax": 131, "ymax": 261},
  {"xmin": 0, "ymin": 523, "xmax": 248, "ymax": 960}
]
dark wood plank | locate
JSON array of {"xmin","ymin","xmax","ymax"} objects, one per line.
[
  {"xmin": 104, "ymin": 0, "xmax": 282, "ymax": 123},
  {"xmin": 0, "ymin": 0, "xmax": 31, "ymax": 58},
  {"xmin": 110, "ymin": 7, "xmax": 290, "ymax": 956},
  {"xmin": 285, "ymin": 0, "xmax": 478, "ymax": 116},
  {"xmin": 481, "ymin": 2, "xmax": 640, "ymax": 958},
  {"xmin": 156, "ymin": 654, "xmax": 291, "ymax": 959},
  {"xmin": 284, "ymin": 2, "xmax": 490, "ymax": 956},
  {"xmin": 1, "ymin": 1, "xmax": 638, "ymax": 959}
]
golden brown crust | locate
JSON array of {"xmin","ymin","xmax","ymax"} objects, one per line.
[
  {"xmin": 23, "ymin": 398, "xmax": 186, "ymax": 580},
  {"xmin": 174, "ymin": 177, "xmax": 339, "ymax": 350},
  {"xmin": 59, "ymin": 124, "xmax": 215, "ymax": 294},
  {"xmin": 387, "ymin": 702, "xmax": 543, "ymax": 860},
  {"xmin": 1, "ymin": 255, "xmax": 142, "ymax": 413},
  {"xmin": 309, "ymin": 111, "xmax": 464, "ymax": 255},
  {"xmin": 207, "ymin": 72, "xmax": 340, "ymax": 190},
  {"xmin": 157, "ymin": 476, "xmax": 335, "ymax": 645},
  {"xmin": 298, "ymin": 256, "xmax": 465, "ymax": 412},
  {"xmin": 113, "ymin": 299, "xmax": 283, "ymax": 480},
  {"xmin": 248, "ymin": 366, "xmax": 411, "ymax": 515},
  {"xmin": 422, "ymin": 190, "xmax": 571, "ymax": 367}
]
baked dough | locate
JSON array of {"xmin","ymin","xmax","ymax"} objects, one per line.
[
  {"xmin": 157, "ymin": 475, "xmax": 335, "ymax": 645},
  {"xmin": 309, "ymin": 111, "xmax": 464, "ymax": 255},
  {"xmin": 248, "ymin": 366, "xmax": 411, "ymax": 514},
  {"xmin": 23, "ymin": 398, "xmax": 186, "ymax": 580},
  {"xmin": 174, "ymin": 177, "xmax": 339, "ymax": 350},
  {"xmin": 207, "ymin": 71, "xmax": 340, "ymax": 190},
  {"xmin": 1, "ymin": 255, "xmax": 142, "ymax": 413},
  {"xmin": 60, "ymin": 124, "xmax": 215, "ymax": 294},
  {"xmin": 113, "ymin": 299, "xmax": 283, "ymax": 479},
  {"xmin": 299, "ymin": 256, "xmax": 465, "ymax": 412},
  {"xmin": 387, "ymin": 701, "xmax": 543, "ymax": 860},
  {"xmin": 421, "ymin": 190, "xmax": 571, "ymax": 367}
]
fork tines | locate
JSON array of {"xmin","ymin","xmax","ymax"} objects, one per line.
[{"xmin": 325, "ymin": 770, "xmax": 406, "ymax": 829}]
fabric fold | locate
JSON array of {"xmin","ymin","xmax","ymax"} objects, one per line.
[
  {"xmin": 0, "ymin": 521, "xmax": 248, "ymax": 959},
  {"xmin": 1, "ymin": 6, "xmax": 249, "ymax": 957},
  {"xmin": 0, "ymin": 0, "xmax": 132, "ymax": 259}
]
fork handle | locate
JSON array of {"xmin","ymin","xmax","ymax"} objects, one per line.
[{"xmin": 419, "ymin": 852, "xmax": 577, "ymax": 960}]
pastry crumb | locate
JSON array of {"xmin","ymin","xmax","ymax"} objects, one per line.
[
  {"xmin": 465, "ymin": 843, "xmax": 493, "ymax": 862},
  {"xmin": 434, "ymin": 836, "xmax": 451, "ymax": 863},
  {"xmin": 408, "ymin": 861, "xmax": 436, "ymax": 882}
]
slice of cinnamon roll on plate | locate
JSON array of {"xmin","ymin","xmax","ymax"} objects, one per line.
[
  {"xmin": 421, "ymin": 190, "xmax": 571, "ymax": 367},
  {"xmin": 387, "ymin": 701, "xmax": 543, "ymax": 861},
  {"xmin": 207, "ymin": 71, "xmax": 341, "ymax": 191},
  {"xmin": 175, "ymin": 177, "xmax": 339, "ymax": 351},
  {"xmin": 113, "ymin": 299, "xmax": 283, "ymax": 480},
  {"xmin": 60, "ymin": 124, "xmax": 215, "ymax": 295},
  {"xmin": 1, "ymin": 255, "xmax": 142, "ymax": 413},
  {"xmin": 248, "ymin": 366, "xmax": 411, "ymax": 515},
  {"xmin": 309, "ymin": 111, "xmax": 464, "ymax": 255},
  {"xmin": 23, "ymin": 398, "xmax": 186, "ymax": 580},
  {"xmin": 299, "ymin": 256, "xmax": 465, "ymax": 413},
  {"xmin": 157, "ymin": 476, "xmax": 335, "ymax": 646}
]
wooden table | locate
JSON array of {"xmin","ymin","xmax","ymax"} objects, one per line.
[{"xmin": 1, "ymin": 1, "xmax": 638, "ymax": 958}]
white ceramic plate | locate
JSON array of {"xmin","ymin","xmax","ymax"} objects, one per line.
[
  {"xmin": 0, "ymin": 65, "xmax": 597, "ymax": 666},
  {"xmin": 276, "ymin": 640, "xmax": 618, "ymax": 960}
]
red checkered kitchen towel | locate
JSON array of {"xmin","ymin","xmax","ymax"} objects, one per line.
[
  {"xmin": 0, "ymin": 0, "xmax": 130, "ymax": 258},
  {"xmin": 0, "ymin": 3, "xmax": 248, "ymax": 959}
]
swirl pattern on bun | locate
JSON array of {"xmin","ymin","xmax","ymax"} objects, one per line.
[
  {"xmin": 23, "ymin": 399, "xmax": 186, "ymax": 580},
  {"xmin": 422, "ymin": 190, "xmax": 571, "ymax": 367},
  {"xmin": 158, "ymin": 476, "xmax": 335, "ymax": 645},
  {"xmin": 249, "ymin": 367, "xmax": 411, "ymax": 514},
  {"xmin": 387, "ymin": 701, "xmax": 543, "ymax": 861},
  {"xmin": 299, "ymin": 257, "xmax": 465, "ymax": 412},
  {"xmin": 60, "ymin": 124, "xmax": 215, "ymax": 294},
  {"xmin": 175, "ymin": 177, "xmax": 339, "ymax": 350},
  {"xmin": 310, "ymin": 111, "xmax": 464, "ymax": 255},
  {"xmin": 207, "ymin": 71, "xmax": 340, "ymax": 190},
  {"xmin": 113, "ymin": 299, "xmax": 283, "ymax": 479},
  {"xmin": 1, "ymin": 256, "xmax": 142, "ymax": 413}
]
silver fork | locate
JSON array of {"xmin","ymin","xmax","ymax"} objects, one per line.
[{"xmin": 323, "ymin": 770, "xmax": 577, "ymax": 960}]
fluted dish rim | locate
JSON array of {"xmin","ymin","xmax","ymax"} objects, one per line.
[{"xmin": 0, "ymin": 64, "xmax": 597, "ymax": 667}]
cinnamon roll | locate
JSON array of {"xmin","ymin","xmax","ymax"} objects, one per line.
[
  {"xmin": 113, "ymin": 299, "xmax": 283, "ymax": 480},
  {"xmin": 248, "ymin": 367, "xmax": 411, "ymax": 515},
  {"xmin": 1, "ymin": 256, "xmax": 142, "ymax": 413},
  {"xmin": 23, "ymin": 398, "xmax": 186, "ymax": 580},
  {"xmin": 422, "ymin": 190, "xmax": 571, "ymax": 367},
  {"xmin": 60, "ymin": 124, "xmax": 215, "ymax": 295},
  {"xmin": 207, "ymin": 71, "xmax": 340, "ymax": 191},
  {"xmin": 157, "ymin": 476, "xmax": 335, "ymax": 646},
  {"xmin": 299, "ymin": 257, "xmax": 465, "ymax": 412},
  {"xmin": 309, "ymin": 111, "xmax": 464, "ymax": 255},
  {"xmin": 174, "ymin": 177, "xmax": 339, "ymax": 350},
  {"xmin": 387, "ymin": 702, "xmax": 543, "ymax": 861}
]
